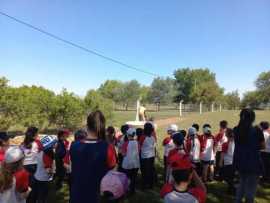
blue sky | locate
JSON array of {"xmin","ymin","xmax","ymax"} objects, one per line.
[{"xmin": 0, "ymin": 0, "xmax": 269, "ymax": 96}]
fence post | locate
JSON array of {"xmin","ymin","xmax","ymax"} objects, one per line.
[
  {"xmin": 179, "ymin": 100, "xmax": 183, "ymax": 117},
  {"xmin": 219, "ymin": 104, "xmax": 222, "ymax": 112},
  {"xmin": 200, "ymin": 102, "xmax": 203, "ymax": 114},
  {"xmin": 211, "ymin": 102, "xmax": 215, "ymax": 112}
]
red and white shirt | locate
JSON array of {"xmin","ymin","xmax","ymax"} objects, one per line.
[
  {"xmin": 222, "ymin": 140, "xmax": 235, "ymax": 165},
  {"xmin": 163, "ymin": 136, "xmax": 175, "ymax": 157},
  {"xmin": 139, "ymin": 135, "xmax": 156, "ymax": 159},
  {"xmin": 122, "ymin": 140, "xmax": 140, "ymax": 169},
  {"xmin": 263, "ymin": 131, "xmax": 270, "ymax": 153},
  {"xmin": 21, "ymin": 140, "xmax": 42, "ymax": 166},
  {"xmin": 186, "ymin": 137, "xmax": 201, "ymax": 163},
  {"xmin": 0, "ymin": 169, "xmax": 29, "ymax": 203},
  {"xmin": 34, "ymin": 151, "xmax": 54, "ymax": 181},
  {"xmin": 200, "ymin": 135, "xmax": 216, "ymax": 161},
  {"xmin": 161, "ymin": 184, "xmax": 206, "ymax": 203},
  {"xmin": 215, "ymin": 130, "xmax": 228, "ymax": 152}
]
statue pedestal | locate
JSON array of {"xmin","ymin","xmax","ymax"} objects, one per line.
[{"xmin": 126, "ymin": 121, "xmax": 146, "ymax": 127}]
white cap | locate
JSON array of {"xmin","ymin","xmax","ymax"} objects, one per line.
[
  {"xmin": 188, "ymin": 127, "xmax": 197, "ymax": 136},
  {"xmin": 167, "ymin": 124, "xmax": 178, "ymax": 132},
  {"xmin": 4, "ymin": 146, "xmax": 24, "ymax": 164},
  {"xmin": 127, "ymin": 128, "xmax": 136, "ymax": 136}
]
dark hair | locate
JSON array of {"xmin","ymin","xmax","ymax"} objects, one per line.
[
  {"xmin": 57, "ymin": 129, "xmax": 65, "ymax": 139},
  {"xmin": 220, "ymin": 120, "xmax": 228, "ymax": 129},
  {"xmin": 74, "ymin": 129, "xmax": 87, "ymax": 141},
  {"xmin": 226, "ymin": 128, "xmax": 234, "ymax": 138},
  {"xmin": 172, "ymin": 169, "xmax": 193, "ymax": 184},
  {"xmin": 87, "ymin": 110, "xmax": 106, "ymax": 140},
  {"xmin": 120, "ymin": 125, "xmax": 129, "ymax": 135},
  {"xmin": 260, "ymin": 121, "xmax": 269, "ymax": 130},
  {"xmin": 236, "ymin": 108, "xmax": 255, "ymax": 144},
  {"xmin": 192, "ymin": 124, "xmax": 199, "ymax": 131},
  {"xmin": 0, "ymin": 132, "xmax": 9, "ymax": 147},
  {"xmin": 106, "ymin": 126, "xmax": 116, "ymax": 143},
  {"xmin": 144, "ymin": 123, "xmax": 154, "ymax": 137},
  {"xmin": 203, "ymin": 124, "xmax": 211, "ymax": 129},
  {"xmin": 23, "ymin": 127, "xmax": 39, "ymax": 149},
  {"xmin": 136, "ymin": 128, "xmax": 144, "ymax": 137},
  {"xmin": 180, "ymin": 130, "xmax": 187, "ymax": 138}
]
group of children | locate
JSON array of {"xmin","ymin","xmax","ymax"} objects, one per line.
[{"xmin": 0, "ymin": 118, "xmax": 269, "ymax": 203}]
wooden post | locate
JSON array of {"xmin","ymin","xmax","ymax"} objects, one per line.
[
  {"xmin": 200, "ymin": 102, "xmax": 203, "ymax": 114},
  {"xmin": 220, "ymin": 104, "xmax": 222, "ymax": 112},
  {"xmin": 179, "ymin": 100, "xmax": 183, "ymax": 117},
  {"xmin": 211, "ymin": 102, "xmax": 215, "ymax": 112}
]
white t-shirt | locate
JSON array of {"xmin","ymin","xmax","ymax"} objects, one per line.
[
  {"xmin": 223, "ymin": 141, "xmax": 235, "ymax": 166},
  {"xmin": 0, "ymin": 178, "xmax": 26, "ymax": 203},
  {"xmin": 21, "ymin": 141, "xmax": 39, "ymax": 166},
  {"xmin": 141, "ymin": 136, "xmax": 156, "ymax": 159},
  {"xmin": 263, "ymin": 131, "xmax": 270, "ymax": 153},
  {"xmin": 164, "ymin": 190, "xmax": 199, "ymax": 203},
  {"xmin": 201, "ymin": 138, "xmax": 215, "ymax": 161},
  {"xmin": 164, "ymin": 139, "xmax": 175, "ymax": 157},
  {"xmin": 190, "ymin": 138, "xmax": 201, "ymax": 163},
  {"xmin": 217, "ymin": 133, "xmax": 228, "ymax": 152},
  {"xmin": 122, "ymin": 140, "xmax": 140, "ymax": 170},
  {"xmin": 34, "ymin": 151, "xmax": 54, "ymax": 181}
]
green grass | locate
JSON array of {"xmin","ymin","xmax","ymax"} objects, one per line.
[{"xmin": 49, "ymin": 110, "xmax": 270, "ymax": 203}]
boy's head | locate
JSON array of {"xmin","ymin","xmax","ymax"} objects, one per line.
[
  {"xmin": 167, "ymin": 124, "xmax": 178, "ymax": 135},
  {"xmin": 220, "ymin": 120, "xmax": 228, "ymax": 130},
  {"xmin": 203, "ymin": 124, "xmax": 212, "ymax": 135},
  {"xmin": 170, "ymin": 155, "xmax": 193, "ymax": 184},
  {"xmin": 74, "ymin": 129, "xmax": 87, "ymax": 141},
  {"xmin": 226, "ymin": 128, "xmax": 234, "ymax": 140},
  {"xmin": 260, "ymin": 121, "xmax": 269, "ymax": 131},
  {"xmin": 172, "ymin": 132, "xmax": 184, "ymax": 146},
  {"xmin": 188, "ymin": 127, "xmax": 197, "ymax": 137},
  {"xmin": 144, "ymin": 122, "xmax": 154, "ymax": 137},
  {"xmin": 120, "ymin": 124, "xmax": 129, "ymax": 136},
  {"xmin": 57, "ymin": 129, "xmax": 70, "ymax": 140},
  {"xmin": 0, "ymin": 131, "xmax": 10, "ymax": 147},
  {"xmin": 107, "ymin": 126, "xmax": 115, "ymax": 136},
  {"xmin": 192, "ymin": 123, "xmax": 200, "ymax": 132},
  {"xmin": 127, "ymin": 128, "xmax": 136, "ymax": 139},
  {"xmin": 136, "ymin": 128, "xmax": 144, "ymax": 138}
]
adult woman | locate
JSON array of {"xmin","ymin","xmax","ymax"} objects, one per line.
[
  {"xmin": 233, "ymin": 109, "xmax": 265, "ymax": 203},
  {"xmin": 70, "ymin": 110, "xmax": 116, "ymax": 203}
]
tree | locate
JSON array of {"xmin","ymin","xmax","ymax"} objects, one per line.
[
  {"xmin": 121, "ymin": 80, "xmax": 141, "ymax": 110},
  {"xmin": 50, "ymin": 89, "xmax": 84, "ymax": 129},
  {"xmin": 224, "ymin": 91, "xmax": 241, "ymax": 110},
  {"xmin": 174, "ymin": 68, "xmax": 224, "ymax": 104},
  {"xmin": 255, "ymin": 71, "xmax": 270, "ymax": 103},
  {"xmin": 98, "ymin": 80, "xmax": 124, "ymax": 104},
  {"xmin": 241, "ymin": 91, "xmax": 261, "ymax": 109},
  {"xmin": 84, "ymin": 90, "xmax": 114, "ymax": 120}
]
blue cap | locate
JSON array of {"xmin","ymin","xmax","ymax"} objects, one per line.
[
  {"xmin": 0, "ymin": 132, "xmax": 9, "ymax": 141},
  {"xmin": 172, "ymin": 132, "xmax": 184, "ymax": 146},
  {"xmin": 40, "ymin": 135, "xmax": 57, "ymax": 150}
]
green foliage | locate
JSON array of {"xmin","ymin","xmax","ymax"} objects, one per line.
[
  {"xmin": 241, "ymin": 91, "xmax": 262, "ymax": 109},
  {"xmin": 148, "ymin": 77, "xmax": 176, "ymax": 104},
  {"xmin": 174, "ymin": 68, "xmax": 223, "ymax": 104},
  {"xmin": 121, "ymin": 80, "xmax": 141, "ymax": 110},
  {"xmin": 255, "ymin": 71, "xmax": 270, "ymax": 103},
  {"xmin": 84, "ymin": 90, "xmax": 114, "ymax": 120},
  {"xmin": 224, "ymin": 91, "xmax": 241, "ymax": 110},
  {"xmin": 98, "ymin": 80, "xmax": 124, "ymax": 103}
]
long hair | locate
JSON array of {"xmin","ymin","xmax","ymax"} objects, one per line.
[
  {"xmin": 236, "ymin": 108, "xmax": 255, "ymax": 144},
  {"xmin": 0, "ymin": 160, "xmax": 23, "ymax": 192},
  {"xmin": 23, "ymin": 127, "xmax": 39, "ymax": 149},
  {"xmin": 87, "ymin": 110, "xmax": 106, "ymax": 140}
]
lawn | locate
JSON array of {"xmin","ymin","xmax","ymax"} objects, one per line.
[{"xmin": 49, "ymin": 110, "xmax": 270, "ymax": 203}]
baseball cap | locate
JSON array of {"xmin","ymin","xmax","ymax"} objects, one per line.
[
  {"xmin": 167, "ymin": 124, "xmax": 178, "ymax": 132},
  {"xmin": 203, "ymin": 126, "xmax": 212, "ymax": 134},
  {"xmin": 0, "ymin": 132, "xmax": 10, "ymax": 141},
  {"xmin": 4, "ymin": 146, "xmax": 24, "ymax": 164},
  {"xmin": 40, "ymin": 135, "xmax": 57, "ymax": 150},
  {"xmin": 100, "ymin": 170, "xmax": 129, "ymax": 199},
  {"xmin": 127, "ymin": 128, "xmax": 136, "ymax": 137},
  {"xmin": 188, "ymin": 127, "xmax": 197, "ymax": 136},
  {"xmin": 169, "ymin": 154, "xmax": 193, "ymax": 171},
  {"xmin": 172, "ymin": 132, "xmax": 184, "ymax": 146}
]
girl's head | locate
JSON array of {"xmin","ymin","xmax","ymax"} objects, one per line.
[
  {"xmin": 237, "ymin": 108, "xmax": 256, "ymax": 144},
  {"xmin": 167, "ymin": 124, "xmax": 178, "ymax": 135},
  {"xmin": 188, "ymin": 127, "xmax": 197, "ymax": 137},
  {"xmin": 0, "ymin": 146, "xmax": 24, "ymax": 192},
  {"xmin": 127, "ymin": 128, "xmax": 136, "ymax": 140},
  {"xmin": 172, "ymin": 132, "xmax": 184, "ymax": 147},
  {"xmin": 106, "ymin": 126, "xmax": 116, "ymax": 143},
  {"xmin": 0, "ymin": 131, "xmax": 10, "ymax": 147},
  {"xmin": 57, "ymin": 129, "xmax": 70, "ymax": 141},
  {"xmin": 260, "ymin": 121, "xmax": 269, "ymax": 131},
  {"xmin": 192, "ymin": 123, "xmax": 200, "ymax": 132},
  {"xmin": 120, "ymin": 125, "xmax": 129, "ymax": 136},
  {"xmin": 144, "ymin": 122, "xmax": 154, "ymax": 137},
  {"xmin": 203, "ymin": 124, "xmax": 212, "ymax": 136},
  {"xmin": 23, "ymin": 126, "xmax": 39, "ymax": 149},
  {"xmin": 220, "ymin": 120, "xmax": 228, "ymax": 130},
  {"xmin": 87, "ymin": 110, "xmax": 106, "ymax": 140},
  {"xmin": 74, "ymin": 129, "xmax": 87, "ymax": 142},
  {"xmin": 136, "ymin": 128, "xmax": 144, "ymax": 139}
]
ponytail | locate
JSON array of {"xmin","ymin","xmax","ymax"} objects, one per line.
[{"xmin": 87, "ymin": 110, "xmax": 106, "ymax": 140}]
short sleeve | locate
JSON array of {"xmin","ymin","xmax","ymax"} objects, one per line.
[
  {"xmin": 222, "ymin": 142, "xmax": 229, "ymax": 153},
  {"xmin": 14, "ymin": 169, "xmax": 29, "ymax": 193},
  {"xmin": 163, "ymin": 137, "xmax": 171, "ymax": 146},
  {"xmin": 106, "ymin": 144, "xmax": 117, "ymax": 169},
  {"xmin": 121, "ymin": 141, "xmax": 128, "ymax": 155},
  {"xmin": 189, "ymin": 187, "xmax": 206, "ymax": 203},
  {"xmin": 160, "ymin": 183, "xmax": 173, "ymax": 198}
]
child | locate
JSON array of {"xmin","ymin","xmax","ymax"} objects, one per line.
[
  {"xmin": 160, "ymin": 154, "xmax": 207, "ymax": 203},
  {"xmin": 186, "ymin": 127, "xmax": 201, "ymax": 176},
  {"xmin": 106, "ymin": 126, "xmax": 116, "ymax": 145},
  {"xmin": 136, "ymin": 128, "xmax": 144, "ymax": 141},
  {"xmin": 121, "ymin": 128, "xmax": 140, "ymax": 194},
  {"xmin": 260, "ymin": 121, "xmax": 270, "ymax": 182},
  {"xmin": 219, "ymin": 128, "xmax": 235, "ymax": 193},
  {"xmin": 32, "ymin": 135, "xmax": 57, "ymax": 203},
  {"xmin": 215, "ymin": 120, "xmax": 228, "ymax": 180},
  {"xmin": 55, "ymin": 129, "xmax": 70, "ymax": 190},
  {"xmin": 117, "ymin": 125, "xmax": 129, "ymax": 172},
  {"xmin": 0, "ymin": 131, "xmax": 10, "ymax": 164},
  {"xmin": 162, "ymin": 124, "xmax": 178, "ymax": 181},
  {"xmin": 100, "ymin": 169, "xmax": 129, "ymax": 203},
  {"xmin": 200, "ymin": 124, "xmax": 216, "ymax": 182},
  {"xmin": 0, "ymin": 146, "xmax": 31, "ymax": 203},
  {"xmin": 166, "ymin": 132, "xmax": 186, "ymax": 183},
  {"xmin": 139, "ymin": 122, "xmax": 156, "ymax": 189}
]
